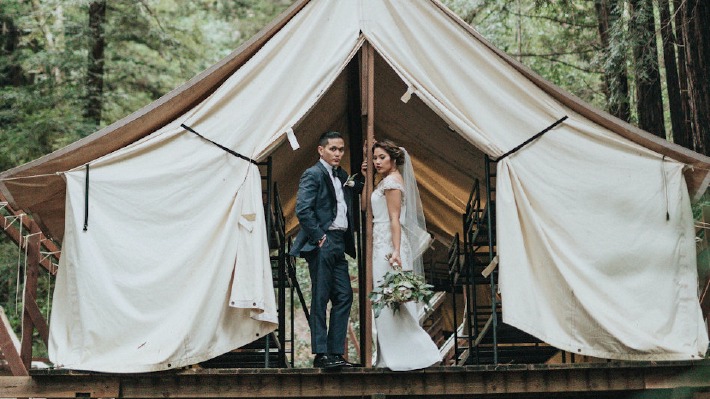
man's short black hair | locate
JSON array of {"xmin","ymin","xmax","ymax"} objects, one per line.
[{"xmin": 318, "ymin": 131, "xmax": 343, "ymax": 147}]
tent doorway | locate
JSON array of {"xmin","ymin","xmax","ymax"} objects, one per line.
[{"xmin": 261, "ymin": 42, "xmax": 496, "ymax": 366}]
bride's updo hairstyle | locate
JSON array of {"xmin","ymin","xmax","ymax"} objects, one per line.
[{"xmin": 373, "ymin": 140, "xmax": 405, "ymax": 166}]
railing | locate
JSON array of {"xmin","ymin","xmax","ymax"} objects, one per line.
[
  {"xmin": 484, "ymin": 155, "xmax": 498, "ymax": 364},
  {"xmin": 275, "ymin": 184, "xmax": 311, "ymax": 367},
  {"xmin": 447, "ymin": 232, "xmax": 462, "ymax": 362},
  {"xmin": 0, "ymin": 193, "xmax": 59, "ymax": 375},
  {"xmin": 697, "ymin": 205, "xmax": 709, "ymax": 333}
]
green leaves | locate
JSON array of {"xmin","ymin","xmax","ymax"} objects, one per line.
[
  {"xmin": 0, "ymin": 0, "xmax": 296, "ymax": 172},
  {"xmin": 369, "ymin": 269, "xmax": 435, "ymax": 319},
  {"xmin": 441, "ymin": 0, "xmax": 605, "ymax": 109}
]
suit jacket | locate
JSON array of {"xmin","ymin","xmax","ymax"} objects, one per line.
[{"xmin": 290, "ymin": 161, "xmax": 364, "ymax": 258}]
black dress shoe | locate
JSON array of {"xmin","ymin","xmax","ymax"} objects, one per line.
[
  {"xmin": 330, "ymin": 354, "xmax": 357, "ymax": 367},
  {"xmin": 313, "ymin": 354, "xmax": 345, "ymax": 369}
]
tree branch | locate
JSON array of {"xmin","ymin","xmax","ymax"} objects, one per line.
[
  {"xmin": 519, "ymin": 12, "xmax": 597, "ymax": 29},
  {"xmin": 512, "ymin": 48, "xmax": 597, "ymax": 57},
  {"xmin": 536, "ymin": 55, "xmax": 602, "ymax": 74}
]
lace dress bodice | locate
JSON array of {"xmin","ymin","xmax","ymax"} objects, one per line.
[{"xmin": 371, "ymin": 174, "xmax": 412, "ymax": 271}]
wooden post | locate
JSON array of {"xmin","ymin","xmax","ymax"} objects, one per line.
[
  {"xmin": 358, "ymin": 41, "xmax": 376, "ymax": 368},
  {"xmin": 345, "ymin": 51, "xmax": 365, "ymax": 364},
  {"xmin": 702, "ymin": 205, "xmax": 709, "ymax": 249},
  {"xmin": 20, "ymin": 223, "xmax": 41, "ymax": 369},
  {"xmin": 25, "ymin": 292, "xmax": 50, "ymax": 346},
  {"xmin": 700, "ymin": 205, "xmax": 710, "ymax": 334},
  {"xmin": 0, "ymin": 307, "xmax": 28, "ymax": 376}
]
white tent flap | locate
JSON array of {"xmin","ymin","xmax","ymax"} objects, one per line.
[
  {"xmin": 362, "ymin": 0, "xmax": 707, "ymax": 360},
  {"xmin": 49, "ymin": 0, "xmax": 362, "ymax": 372}
]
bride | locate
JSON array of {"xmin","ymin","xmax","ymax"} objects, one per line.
[{"xmin": 364, "ymin": 139, "xmax": 441, "ymax": 371}]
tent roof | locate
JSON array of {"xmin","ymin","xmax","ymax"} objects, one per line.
[{"xmin": 1, "ymin": 0, "xmax": 708, "ymax": 243}]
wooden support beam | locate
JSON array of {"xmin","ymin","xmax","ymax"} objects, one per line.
[
  {"xmin": 0, "ymin": 193, "xmax": 60, "ymax": 254},
  {"xmin": 1, "ymin": 193, "xmax": 55, "ymax": 367},
  {"xmin": 0, "ymin": 376, "xmax": 119, "ymax": 398},
  {"xmin": 360, "ymin": 44, "xmax": 369, "ymax": 118},
  {"xmin": 5, "ymin": 362, "xmax": 710, "ymax": 398},
  {"xmin": 700, "ymin": 205, "xmax": 710, "ymax": 340},
  {"xmin": 0, "ymin": 192, "xmax": 60, "ymax": 275},
  {"xmin": 0, "ymin": 216, "xmax": 58, "ymax": 275},
  {"xmin": 25, "ymin": 291, "xmax": 50, "ymax": 346},
  {"xmin": 0, "ymin": 307, "xmax": 28, "ymax": 376},
  {"xmin": 702, "ymin": 206, "xmax": 709, "ymax": 249},
  {"xmin": 345, "ymin": 47, "xmax": 366, "ymax": 367},
  {"xmin": 360, "ymin": 41, "xmax": 375, "ymax": 368},
  {"xmin": 20, "ymin": 223, "xmax": 41, "ymax": 369}
]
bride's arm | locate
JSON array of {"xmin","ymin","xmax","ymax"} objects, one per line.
[{"xmin": 384, "ymin": 188, "xmax": 403, "ymax": 267}]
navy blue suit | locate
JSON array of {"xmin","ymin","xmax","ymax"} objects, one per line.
[{"xmin": 290, "ymin": 162, "xmax": 363, "ymax": 355}]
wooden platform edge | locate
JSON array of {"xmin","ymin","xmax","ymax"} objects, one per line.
[{"xmin": 1, "ymin": 362, "xmax": 707, "ymax": 398}]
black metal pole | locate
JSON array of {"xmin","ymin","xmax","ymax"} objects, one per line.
[{"xmin": 485, "ymin": 155, "xmax": 498, "ymax": 365}]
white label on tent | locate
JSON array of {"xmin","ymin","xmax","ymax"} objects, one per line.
[
  {"xmin": 286, "ymin": 127, "xmax": 300, "ymax": 150},
  {"xmin": 400, "ymin": 86, "xmax": 415, "ymax": 103}
]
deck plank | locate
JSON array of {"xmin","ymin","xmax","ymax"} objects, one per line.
[{"xmin": 10, "ymin": 361, "xmax": 708, "ymax": 398}]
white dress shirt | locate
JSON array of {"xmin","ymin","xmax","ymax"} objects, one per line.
[{"xmin": 319, "ymin": 159, "xmax": 348, "ymax": 231}]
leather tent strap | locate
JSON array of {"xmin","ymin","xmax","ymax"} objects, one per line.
[
  {"xmin": 493, "ymin": 115, "xmax": 568, "ymax": 162},
  {"xmin": 181, "ymin": 123, "xmax": 258, "ymax": 165}
]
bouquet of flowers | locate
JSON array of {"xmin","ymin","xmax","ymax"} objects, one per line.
[{"xmin": 368, "ymin": 255, "xmax": 435, "ymax": 318}]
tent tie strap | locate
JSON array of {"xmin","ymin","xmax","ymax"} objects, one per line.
[
  {"xmin": 181, "ymin": 124, "xmax": 258, "ymax": 165},
  {"xmin": 661, "ymin": 155, "xmax": 670, "ymax": 221},
  {"xmin": 83, "ymin": 163, "xmax": 89, "ymax": 231},
  {"xmin": 492, "ymin": 115, "xmax": 568, "ymax": 162}
]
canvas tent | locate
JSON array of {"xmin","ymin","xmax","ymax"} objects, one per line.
[{"xmin": 1, "ymin": 0, "xmax": 708, "ymax": 372}]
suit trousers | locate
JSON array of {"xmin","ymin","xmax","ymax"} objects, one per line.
[{"xmin": 305, "ymin": 230, "xmax": 352, "ymax": 355}]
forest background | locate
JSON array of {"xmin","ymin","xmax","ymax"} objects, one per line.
[{"xmin": 0, "ymin": 0, "xmax": 708, "ymax": 362}]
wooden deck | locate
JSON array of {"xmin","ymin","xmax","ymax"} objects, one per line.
[{"xmin": 3, "ymin": 360, "xmax": 708, "ymax": 398}]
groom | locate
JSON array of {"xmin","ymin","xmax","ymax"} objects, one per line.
[{"xmin": 290, "ymin": 131, "xmax": 363, "ymax": 369}]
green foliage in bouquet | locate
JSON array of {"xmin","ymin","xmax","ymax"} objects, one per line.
[{"xmin": 369, "ymin": 268, "xmax": 435, "ymax": 318}]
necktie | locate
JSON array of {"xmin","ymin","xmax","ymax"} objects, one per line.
[{"xmin": 332, "ymin": 167, "xmax": 338, "ymax": 178}]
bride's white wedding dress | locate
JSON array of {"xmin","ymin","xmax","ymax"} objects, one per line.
[{"xmin": 371, "ymin": 174, "xmax": 441, "ymax": 371}]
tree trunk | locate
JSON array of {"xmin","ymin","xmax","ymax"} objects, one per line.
[
  {"xmin": 0, "ymin": 14, "xmax": 25, "ymax": 86},
  {"xmin": 681, "ymin": 0, "xmax": 710, "ymax": 156},
  {"xmin": 657, "ymin": 0, "xmax": 684, "ymax": 145},
  {"xmin": 629, "ymin": 0, "xmax": 666, "ymax": 138},
  {"xmin": 672, "ymin": 0, "xmax": 693, "ymax": 150},
  {"xmin": 595, "ymin": 0, "xmax": 631, "ymax": 121},
  {"xmin": 698, "ymin": 0, "xmax": 710, "ymax": 153},
  {"xmin": 85, "ymin": 0, "xmax": 107, "ymax": 126},
  {"xmin": 29, "ymin": 0, "xmax": 63, "ymax": 82},
  {"xmin": 594, "ymin": 0, "xmax": 612, "ymax": 104}
]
